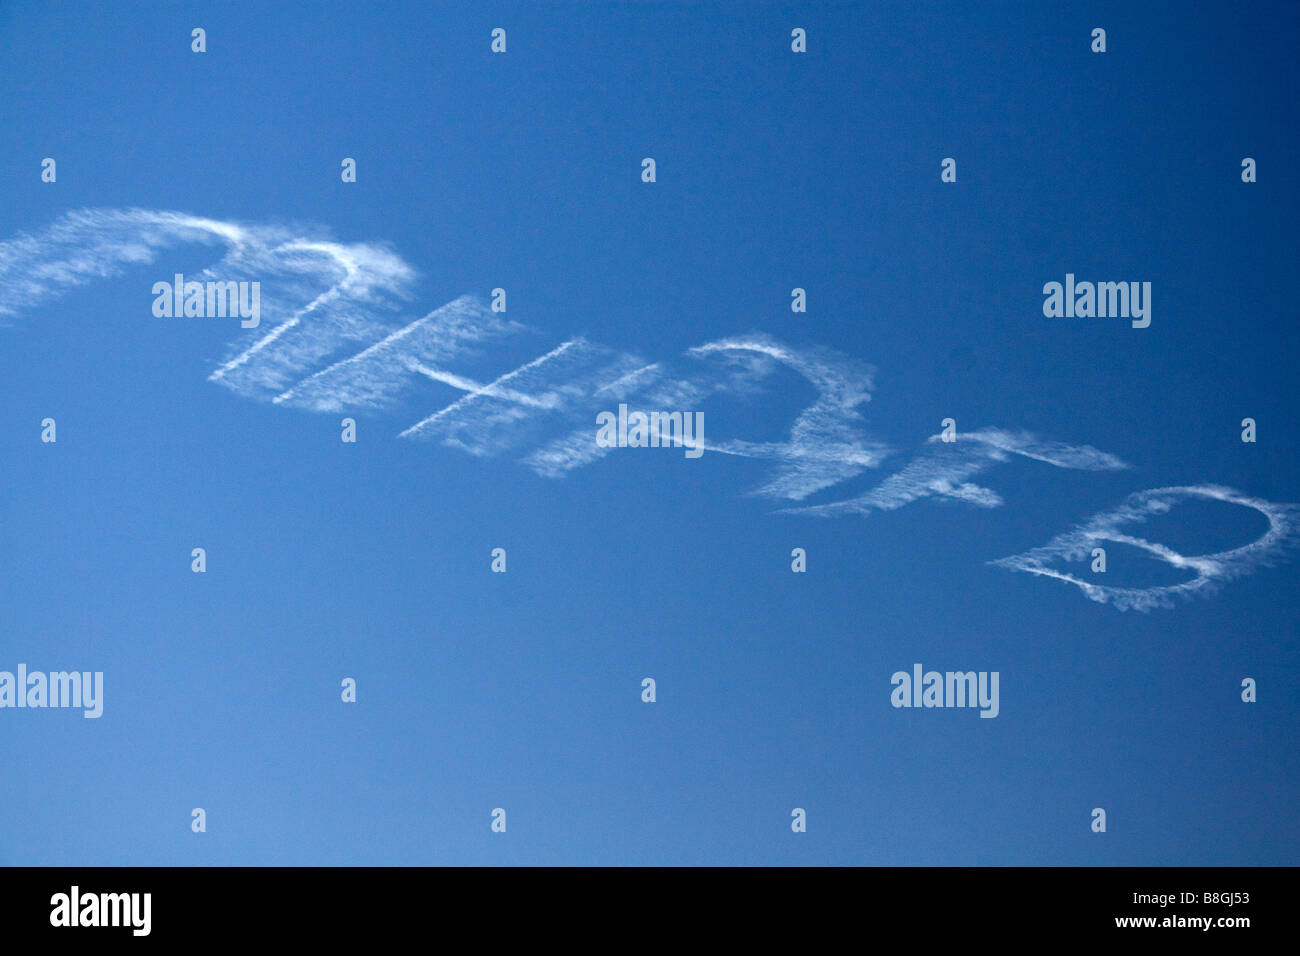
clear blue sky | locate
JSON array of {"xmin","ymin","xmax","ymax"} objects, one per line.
[{"xmin": 1, "ymin": 0, "xmax": 1297, "ymax": 865}]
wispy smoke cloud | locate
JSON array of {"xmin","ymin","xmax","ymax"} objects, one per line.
[
  {"xmin": 0, "ymin": 207, "xmax": 418, "ymax": 401},
  {"xmin": 989, "ymin": 485, "xmax": 1300, "ymax": 610},
  {"xmin": 5, "ymin": 210, "xmax": 1293, "ymax": 613},
  {"xmin": 780, "ymin": 428, "xmax": 1128, "ymax": 517},
  {"xmin": 684, "ymin": 335, "xmax": 891, "ymax": 500},
  {"xmin": 272, "ymin": 295, "xmax": 522, "ymax": 413}
]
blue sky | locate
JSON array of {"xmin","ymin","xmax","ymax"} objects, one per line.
[{"xmin": 1, "ymin": 0, "xmax": 1297, "ymax": 865}]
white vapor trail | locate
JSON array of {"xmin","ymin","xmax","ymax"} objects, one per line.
[
  {"xmin": 989, "ymin": 485, "xmax": 1299, "ymax": 611},
  {"xmin": 780, "ymin": 428, "xmax": 1128, "ymax": 517},
  {"xmin": 0, "ymin": 207, "xmax": 418, "ymax": 402},
  {"xmin": 4, "ymin": 208, "xmax": 1295, "ymax": 614}
]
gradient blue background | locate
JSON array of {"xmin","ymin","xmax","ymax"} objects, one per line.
[{"xmin": 1, "ymin": 0, "xmax": 1297, "ymax": 864}]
